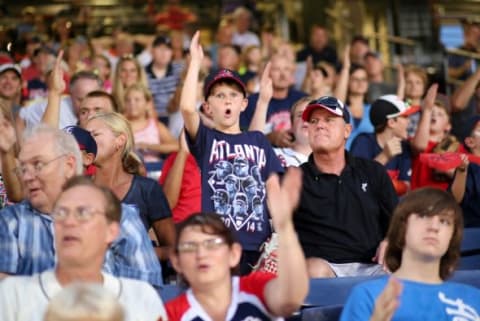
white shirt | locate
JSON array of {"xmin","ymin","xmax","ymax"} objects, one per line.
[
  {"xmin": 19, "ymin": 96, "xmax": 78, "ymax": 129},
  {"xmin": 232, "ymin": 31, "xmax": 260, "ymax": 48},
  {"xmin": 0, "ymin": 270, "xmax": 167, "ymax": 321},
  {"xmin": 274, "ymin": 148, "xmax": 309, "ymax": 167}
]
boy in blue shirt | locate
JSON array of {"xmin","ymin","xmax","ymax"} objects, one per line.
[
  {"xmin": 350, "ymin": 95, "xmax": 417, "ymax": 196},
  {"xmin": 180, "ymin": 31, "xmax": 284, "ymax": 274},
  {"xmin": 341, "ymin": 187, "xmax": 480, "ymax": 321}
]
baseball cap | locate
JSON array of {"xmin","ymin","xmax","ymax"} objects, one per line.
[
  {"xmin": 364, "ymin": 51, "xmax": 380, "ymax": 59},
  {"xmin": 215, "ymin": 160, "xmax": 232, "ymax": 170},
  {"xmin": 302, "ymin": 96, "xmax": 350, "ymax": 123},
  {"xmin": 152, "ymin": 35, "xmax": 172, "ymax": 48},
  {"xmin": 204, "ymin": 69, "xmax": 246, "ymax": 99},
  {"xmin": 370, "ymin": 95, "xmax": 420, "ymax": 127},
  {"xmin": 463, "ymin": 115, "xmax": 480, "ymax": 140},
  {"xmin": 0, "ymin": 63, "xmax": 21, "ymax": 78},
  {"xmin": 63, "ymin": 126, "xmax": 97, "ymax": 156},
  {"xmin": 233, "ymin": 155, "xmax": 248, "ymax": 165},
  {"xmin": 211, "ymin": 189, "xmax": 228, "ymax": 202}
]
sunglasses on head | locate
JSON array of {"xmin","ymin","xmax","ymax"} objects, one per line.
[
  {"xmin": 309, "ymin": 97, "xmax": 343, "ymax": 110},
  {"xmin": 307, "ymin": 96, "xmax": 350, "ymax": 123}
]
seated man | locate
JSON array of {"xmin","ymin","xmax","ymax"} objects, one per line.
[
  {"xmin": 0, "ymin": 176, "xmax": 166, "ymax": 321},
  {"xmin": 0, "ymin": 125, "xmax": 163, "ymax": 289},
  {"xmin": 294, "ymin": 96, "xmax": 397, "ymax": 278},
  {"xmin": 350, "ymin": 95, "xmax": 417, "ymax": 196}
]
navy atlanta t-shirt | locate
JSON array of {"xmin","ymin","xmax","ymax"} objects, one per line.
[{"xmin": 187, "ymin": 122, "xmax": 284, "ymax": 250}]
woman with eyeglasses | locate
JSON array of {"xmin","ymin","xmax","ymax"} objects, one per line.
[
  {"xmin": 85, "ymin": 112, "xmax": 175, "ymax": 262},
  {"xmin": 335, "ymin": 46, "xmax": 373, "ymax": 150},
  {"xmin": 165, "ymin": 168, "xmax": 308, "ymax": 321}
]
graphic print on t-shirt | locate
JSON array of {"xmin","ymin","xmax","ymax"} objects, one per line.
[
  {"xmin": 208, "ymin": 139, "xmax": 267, "ymax": 232},
  {"xmin": 438, "ymin": 291, "xmax": 479, "ymax": 320}
]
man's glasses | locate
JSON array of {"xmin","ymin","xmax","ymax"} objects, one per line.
[
  {"xmin": 14, "ymin": 154, "xmax": 67, "ymax": 177},
  {"xmin": 177, "ymin": 237, "xmax": 226, "ymax": 254},
  {"xmin": 51, "ymin": 206, "xmax": 105, "ymax": 223}
]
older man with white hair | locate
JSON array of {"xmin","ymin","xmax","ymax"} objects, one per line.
[{"xmin": 0, "ymin": 125, "xmax": 163, "ymax": 289}]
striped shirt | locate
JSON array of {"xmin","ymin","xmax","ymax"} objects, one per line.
[
  {"xmin": 146, "ymin": 62, "xmax": 183, "ymax": 117},
  {"xmin": 0, "ymin": 201, "xmax": 163, "ymax": 287},
  {"xmin": 105, "ymin": 203, "xmax": 163, "ymax": 287},
  {"xmin": 0, "ymin": 201, "xmax": 55, "ymax": 275}
]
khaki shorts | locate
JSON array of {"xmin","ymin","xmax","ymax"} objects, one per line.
[{"xmin": 327, "ymin": 262, "xmax": 387, "ymax": 277}]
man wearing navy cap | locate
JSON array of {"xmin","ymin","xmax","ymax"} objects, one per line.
[{"xmin": 293, "ymin": 96, "xmax": 397, "ymax": 278}]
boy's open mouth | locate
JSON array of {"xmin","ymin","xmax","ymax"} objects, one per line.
[{"xmin": 225, "ymin": 108, "xmax": 232, "ymax": 115}]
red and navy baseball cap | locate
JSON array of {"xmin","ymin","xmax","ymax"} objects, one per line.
[
  {"xmin": 302, "ymin": 96, "xmax": 350, "ymax": 123},
  {"xmin": 204, "ymin": 68, "xmax": 246, "ymax": 99},
  {"xmin": 63, "ymin": 126, "xmax": 97, "ymax": 156}
]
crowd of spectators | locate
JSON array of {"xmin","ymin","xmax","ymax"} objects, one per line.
[{"xmin": 0, "ymin": 2, "xmax": 480, "ymax": 321}]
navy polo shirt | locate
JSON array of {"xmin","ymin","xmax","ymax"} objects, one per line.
[
  {"xmin": 122, "ymin": 175, "xmax": 172, "ymax": 230},
  {"xmin": 350, "ymin": 133, "xmax": 412, "ymax": 182},
  {"xmin": 293, "ymin": 152, "xmax": 398, "ymax": 263}
]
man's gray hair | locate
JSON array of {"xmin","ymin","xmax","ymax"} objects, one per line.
[
  {"xmin": 23, "ymin": 124, "xmax": 83, "ymax": 175},
  {"xmin": 44, "ymin": 283, "xmax": 124, "ymax": 321}
]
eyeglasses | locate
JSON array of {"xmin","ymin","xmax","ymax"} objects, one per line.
[
  {"xmin": 14, "ymin": 154, "xmax": 67, "ymax": 177},
  {"xmin": 51, "ymin": 206, "xmax": 105, "ymax": 223},
  {"xmin": 120, "ymin": 53, "xmax": 134, "ymax": 60},
  {"xmin": 177, "ymin": 237, "xmax": 226, "ymax": 254}
]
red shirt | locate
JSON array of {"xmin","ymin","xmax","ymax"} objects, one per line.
[
  {"xmin": 159, "ymin": 152, "xmax": 201, "ymax": 223},
  {"xmin": 166, "ymin": 272, "xmax": 276, "ymax": 321}
]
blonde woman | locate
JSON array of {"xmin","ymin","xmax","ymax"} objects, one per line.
[
  {"xmin": 124, "ymin": 83, "xmax": 178, "ymax": 164},
  {"xmin": 85, "ymin": 112, "xmax": 175, "ymax": 260},
  {"xmin": 112, "ymin": 55, "xmax": 149, "ymax": 113}
]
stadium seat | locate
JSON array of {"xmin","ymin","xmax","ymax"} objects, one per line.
[
  {"xmin": 458, "ymin": 227, "xmax": 480, "ymax": 270},
  {"xmin": 301, "ymin": 305, "xmax": 343, "ymax": 321}
]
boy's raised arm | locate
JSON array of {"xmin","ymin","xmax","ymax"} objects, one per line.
[{"xmin": 180, "ymin": 31, "xmax": 203, "ymax": 139}]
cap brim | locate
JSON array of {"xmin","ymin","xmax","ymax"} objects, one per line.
[
  {"xmin": 302, "ymin": 103, "xmax": 343, "ymax": 122},
  {"xmin": 400, "ymin": 105, "xmax": 420, "ymax": 117},
  {"xmin": 0, "ymin": 67, "xmax": 21, "ymax": 78}
]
